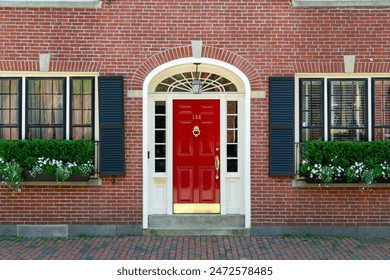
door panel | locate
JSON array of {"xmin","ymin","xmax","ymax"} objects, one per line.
[
  {"xmin": 175, "ymin": 167, "xmax": 193, "ymax": 202},
  {"xmin": 173, "ymin": 100, "xmax": 220, "ymax": 213}
]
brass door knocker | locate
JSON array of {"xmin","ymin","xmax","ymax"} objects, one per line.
[{"xmin": 192, "ymin": 126, "xmax": 201, "ymax": 137}]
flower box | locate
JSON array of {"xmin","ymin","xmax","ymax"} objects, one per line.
[
  {"xmin": 23, "ymin": 170, "xmax": 56, "ymax": 181},
  {"xmin": 0, "ymin": 140, "xmax": 95, "ymax": 192},
  {"xmin": 23, "ymin": 170, "xmax": 90, "ymax": 182},
  {"xmin": 65, "ymin": 174, "xmax": 90, "ymax": 182},
  {"xmin": 300, "ymin": 141, "xmax": 390, "ymax": 185},
  {"xmin": 304, "ymin": 176, "xmax": 352, "ymax": 184},
  {"xmin": 373, "ymin": 177, "xmax": 390, "ymax": 184},
  {"xmin": 304, "ymin": 177, "xmax": 321, "ymax": 183}
]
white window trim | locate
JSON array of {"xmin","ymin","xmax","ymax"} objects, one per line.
[
  {"xmin": 292, "ymin": 0, "xmax": 390, "ymax": 8},
  {"xmin": 0, "ymin": 0, "xmax": 101, "ymax": 8}
]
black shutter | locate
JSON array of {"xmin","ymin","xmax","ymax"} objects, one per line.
[
  {"xmin": 269, "ymin": 77, "xmax": 295, "ymax": 176},
  {"xmin": 98, "ymin": 76, "xmax": 125, "ymax": 176}
]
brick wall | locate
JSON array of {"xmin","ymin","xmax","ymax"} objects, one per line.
[{"xmin": 1, "ymin": 0, "xmax": 390, "ymax": 227}]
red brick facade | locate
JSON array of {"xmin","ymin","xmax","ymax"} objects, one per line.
[{"xmin": 1, "ymin": 0, "xmax": 390, "ymax": 235}]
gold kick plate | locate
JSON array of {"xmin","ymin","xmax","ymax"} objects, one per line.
[{"xmin": 174, "ymin": 203, "xmax": 220, "ymax": 214}]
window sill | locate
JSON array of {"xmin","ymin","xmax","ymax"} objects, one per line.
[
  {"xmin": 292, "ymin": 0, "xmax": 390, "ymax": 8},
  {"xmin": 293, "ymin": 179, "xmax": 390, "ymax": 188},
  {"xmin": 0, "ymin": 0, "xmax": 101, "ymax": 8}
]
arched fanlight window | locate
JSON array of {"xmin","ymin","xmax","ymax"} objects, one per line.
[{"xmin": 155, "ymin": 71, "xmax": 238, "ymax": 93}]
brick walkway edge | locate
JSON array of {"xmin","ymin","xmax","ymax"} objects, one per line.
[{"xmin": 0, "ymin": 236, "xmax": 389, "ymax": 260}]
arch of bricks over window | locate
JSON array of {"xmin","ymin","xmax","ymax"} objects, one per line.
[{"xmin": 155, "ymin": 71, "xmax": 238, "ymax": 93}]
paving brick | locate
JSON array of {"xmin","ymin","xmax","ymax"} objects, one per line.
[{"xmin": 0, "ymin": 236, "xmax": 389, "ymax": 260}]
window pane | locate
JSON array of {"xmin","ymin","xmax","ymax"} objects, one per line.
[
  {"xmin": 73, "ymin": 94, "xmax": 83, "ymax": 109},
  {"xmin": 155, "ymin": 101, "xmax": 166, "ymax": 114},
  {"xmin": 155, "ymin": 159, "xmax": 166, "ymax": 173},
  {"xmin": 227, "ymin": 116, "xmax": 237, "ymax": 129},
  {"xmin": 73, "ymin": 109, "xmax": 92, "ymax": 125},
  {"xmin": 373, "ymin": 79, "xmax": 390, "ymax": 140},
  {"xmin": 83, "ymin": 95, "xmax": 92, "ymax": 109},
  {"xmin": 0, "ymin": 78, "xmax": 20, "ymax": 139},
  {"xmin": 10, "ymin": 109, "xmax": 18, "ymax": 124},
  {"xmin": 301, "ymin": 128, "xmax": 322, "ymax": 142},
  {"xmin": 155, "ymin": 144, "xmax": 166, "ymax": 157},
  {"xmin": 227, "ymin": 101, "xmax": 238, "ymax": 114},
  {"xmin": 83, "ymin": 110, "xmax": 92, "ymax": 124},
  {"xmin": 73, "ymin": 110, "xmax": 82, "ymax": 124},
  {"xmin": 72, "ymin": 79, "xmax": 82, "ymax": 94},
  {"xmin": 227, "ymin": 144, "xmax": 237, "ymax": 157},
  {"xmin": 329, "ymin": 80, "xmax": 366, "ymax": 141},
  {"xmin": 155, "ymin": 116, "xmax": 165, "ymax": 129},
  {"xmin": 28, "ymin": 127, "xmax": 64, "ymax": 140},
  {"xmin": 83, "ymin": 79, "xmax": 92, "ymax": 93},
  {"xmin": 155, "ymin": 130, "xmax": 165, "ymax": 143},
  {"xmin": 54, "ymin": 109, "xmax": 63, "ymax": 124},
  {"xmin": 374, "ymin": 128, "xmax": 390, "ymax": 140},
  {"xmin": 52, "ymin": 80, "xmax": 63, "ymax": 94},
  {"xmin": 330, "ymin": 129, "xmax": 366, "ymax": 141},
  {"xmin": 71, "ymin": 78, "xmax": 94, "ymax": 140},
  {"xmin": 227, "ymin": 159, "xmax": 238, "ymax": 172},
  {"xmin": 27, "ymin": 78, "xmax": 65, "ymax": 139},
  {"xmin": 0, "ymin": 128, "xmax": 19, "ymax": 140},
  {"xmin": 72, "ymin": 127, "xmax": 92, "ymax": 140},
  {"xmin": 227, "ymin": 130, "xmax": 238, "ymax": 143},
  {"xmin": 300, "ymin": 79, "xmax": 323, "ymax": 141}
]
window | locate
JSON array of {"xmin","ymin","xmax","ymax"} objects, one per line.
[
  {"xmin": 299, "ymin": 77, "xmax": 390, "ymax": 142},
  {"xmin": 27, "ymin": 78, "xmax": 65, "ymax": 139},
  {"xmin": 227, "ymin": 101, "xmax": 238, "ymax": 172},
  {"xmin": 71, "ymin": 78, "xmax": 94, "ymax": 140},
  {"xmin": 300, "ymin": 79, "xmax": 323, "ymax": 141},
  {"xmin": 373, "ymin": 79, "xmax": 390, "ymax": 140},
  {"xmin": 155, "ymin": 72, "xmax": 237, "ymax": 93},
  {"xmin": 0, "ymin": 76, "xmax": 95, "ymax": 140},
  {"xmin": 328, "ymin": 79, "xmax": 367, "ymax": 141},
  {"xmin": 154, "ymin": 101, "xmax": 166, "ymax": 173},
  {"xmin": 0, "ymin": 78, "xmax": 20, "ymax": 139}
]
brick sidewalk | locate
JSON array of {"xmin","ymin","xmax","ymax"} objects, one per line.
[{"xmin": 0, "ymin": 236, "xmax": 389, "ymax": 260}]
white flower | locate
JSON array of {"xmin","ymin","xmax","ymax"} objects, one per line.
[{"xmin": 30, "ymin": 157, "xmax": 94, "ymax": 181}]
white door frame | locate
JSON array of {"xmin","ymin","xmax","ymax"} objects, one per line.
[{"xmin": 142, "ymin": 57, "xmax": 251, "ymax": 228}]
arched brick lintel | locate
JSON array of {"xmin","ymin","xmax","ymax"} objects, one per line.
[{"xmin": 130, "ymin": 45, "xmax": 261, "ymax": 91}]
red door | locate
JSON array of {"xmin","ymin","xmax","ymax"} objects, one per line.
[{"xmin": 173, "ymin": 100, "xmax": 220, "ymax": 213}]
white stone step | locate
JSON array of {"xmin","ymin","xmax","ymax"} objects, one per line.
[{"xmin": 144, "ymin": 215, "xmax": 249, "ymax": 236}]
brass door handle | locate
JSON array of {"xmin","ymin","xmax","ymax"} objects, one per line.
[{"xmin": 215, "ymin": 155, "xmax": 220, "ymax": 180}]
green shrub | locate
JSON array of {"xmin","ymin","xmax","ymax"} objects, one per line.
[
  {"xmin": 0, "ymin": 139, "xmax": 95, "ymax": 169},
  {"xmin": 0, "ymin": 140, "xmax": 95, "ymax": 190},
  {"xmin": 300, "ymin": 140, "xmax": 390, "ymax": 184},
  {"xmin": 301, "ymin": 140, "xmax": 390, "ymax": 170}
]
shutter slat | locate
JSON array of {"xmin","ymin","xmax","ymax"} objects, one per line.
[
  {"xmin": 98, "ymin": 76, "xmax": 125, "ymax": 176},
  {"xmin": 269, "ymin": 77, "xmax": 295, "ymax": 176}
]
